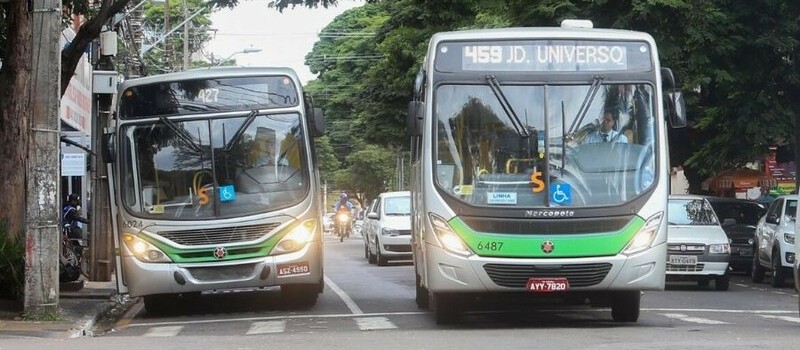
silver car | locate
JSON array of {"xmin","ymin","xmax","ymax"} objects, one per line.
[
  {"xmin": 667, "ymin": 195, "xmax": 731, "ymax": 290},
  {"xmin": 753, "ymin": 195, "xmax": 797, "ymax": 287}
]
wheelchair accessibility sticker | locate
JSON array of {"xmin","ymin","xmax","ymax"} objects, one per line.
[
  {"xmin": 219, "ymin": 185, "xmax": 237, "ymax": 202},
  {"xmin": 550, "ymin": 183, "xmax": 571, "ymax": 205}
]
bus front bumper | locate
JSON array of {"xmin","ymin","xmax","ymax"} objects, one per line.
[
  {"xmin": 122, "ymin": 241, "xmax": 322, "ymax": 297},
  {"xmin": 424, "ymin": 241, "xmax": 666, "ymax": 293}
]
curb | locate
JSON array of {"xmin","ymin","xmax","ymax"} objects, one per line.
[{"xmin": 67, "ymin": 299, "xmax": 118, "ymax": 338}]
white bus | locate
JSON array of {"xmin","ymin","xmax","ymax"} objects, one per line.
[
  {"xmin": 105, "ymin": 67, "xmax": 326, "ymax": 312},
  {"xmin": 408, "ymin": 20, "xmax": 686, "ymax": 323}
]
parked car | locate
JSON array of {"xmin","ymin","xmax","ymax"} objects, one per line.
[
  {"xmin": 706, "ymin": 197, "xmax": 767, "ymax": 274},
  {"xmin": 365, "ymin": 191, "xmax": 411, "ymax": 266},
  {"xmin": 667, "ymin": 195, "xmax": 731, "ymax": 290},
  {"xmin": 753, "ymin": 194, "xmax": 797, "ymax": 287}
]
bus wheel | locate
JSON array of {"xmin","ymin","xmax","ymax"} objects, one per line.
[
  {"xmin": 143, "ymin": 294, "xmax": 176, "ymax": 316},
  {"xmin": 431, "ymin": 292, "xmax": 459, "ymax": 325},
  {"xmin": 282, "ymin": 284, "xmax": 319, "ymax": 310},
  {"xmin": 610, "ymin": 291, "xmax": 640, "ymax": 323},
  {"xmin": 415, "ymin": 274, "xmax": 429, "ymax": 309}
]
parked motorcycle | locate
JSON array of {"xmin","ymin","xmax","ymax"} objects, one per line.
[
  {"xmin": 60, "ymin": 224, "xmax": 88, "ymax": 282},
  {"xmin": 334, "ymin": 211, "xmax": 352, "ymax": 242}
]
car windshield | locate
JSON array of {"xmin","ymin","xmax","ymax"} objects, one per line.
[
  {"xmin": 669, "ymin": 198, "xmax": 719, "ymax": 226},
  {"xmin": 709, "ymin": 201, "xmax": 765, "ymax": 226},
  {"xmin": 120, "ymin": 113, "xmax": 310, "ymax": 219},
  {"xmin": 384, "ymin": 196, "xmax": 411, "ymax": 216},
  {"xmin": 434, "ymin": 82, "xmax": 656, "ymax": 208}
]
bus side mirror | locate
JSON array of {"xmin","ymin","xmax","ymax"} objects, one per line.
[
  {"xmin": 661, "ymin": 67, "xmax": 676, "ymax": 89},
  {"xmin": 407, "ymin": 101, "xmax": 424, "ymax": 136},
  {"xmin": 313, "ymin": 107, "xmax": 325, "ymax": 137},
  {"xmin": 101, "ymin": 134, "xmax": 115, "ymax": 164},
  {"xmin": 666, "ymin": 91, "xmax": 687, "ymax": 128}
]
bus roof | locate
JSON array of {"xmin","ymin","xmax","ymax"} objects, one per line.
[
  {"xmin": 429, "ymin": 27, "xmax": 656, "ymax": 45},
  {"xmin": 118, "ymin": 67, "xmax": 301, "ymax": 91}
]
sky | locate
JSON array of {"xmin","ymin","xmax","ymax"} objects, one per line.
[{"xmin": 205, "ymin": 0, "xmax": 364, "ymax": 84}]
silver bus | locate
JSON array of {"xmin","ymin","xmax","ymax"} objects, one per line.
[
  {"xmin": 105, "ymin": 67, "xmax": 326, "ymax": 312},
  {"xmin": 408, "ymin": 20, "xmax": 686, "ymax": 323}
]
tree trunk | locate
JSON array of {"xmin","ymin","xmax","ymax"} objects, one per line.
[{"xmin": 0, "ymin": 1, "xmax": 33, "ymax": 237}]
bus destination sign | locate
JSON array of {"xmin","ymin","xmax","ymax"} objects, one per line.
[{"xmin": 435, "ymin": 40, "xmax": 653, "ymax": 73}]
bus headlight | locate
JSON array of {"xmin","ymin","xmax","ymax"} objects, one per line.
[
  {"xmin": 622, "ymin": 212, "xmax": 663, "ymax": 256},
  {"xmin": 784, "ymin": 233, "xmax": 795, "ymax": 245},
  {"xmin": 708, "ymin": 243, "xmax": 731, "ymax": 254},
  {"xmin": 271, "ymin": 220, "xmax": 316, "ymax": 255},
  {"xmin": 122, "ymin": 233, "xmax": 171, "ymax": 263},
  {"xmin": 429, "ymin": 213, "xmax": 473, "ymax": 257}
]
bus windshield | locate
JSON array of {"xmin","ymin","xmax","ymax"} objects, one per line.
[
  {"xmin": 435, "ymin": 82, "xmax": 656, "ymax": 208},
  {"xmin": 120, "ymin": 113, "xmax": 310, "ymax": 219}
]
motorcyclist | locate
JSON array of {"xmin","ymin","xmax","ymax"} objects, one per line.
[
  {"xmin": 333, "ymin": 193, "xmax": 355, "ymax": 238},
  {"xmin": 334, "ymin": 192, "xmax": 355, "ymax": 213},
  {"xmin": 62, "ymin": 193, "xmax": 89, "ymax": 239}
]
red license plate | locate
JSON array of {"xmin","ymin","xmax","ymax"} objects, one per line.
[
  {"xmin": 277, "ymin": 262, "xmax": 310, "ymax": 277},
  {"xmin": 526, "ymin": 278, "xmax": 570, "ymax": 292}
]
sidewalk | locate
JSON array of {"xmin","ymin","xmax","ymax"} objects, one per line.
[{"xmin": 0, "ymin": 279, "xmax": 121, "ymax": 339}]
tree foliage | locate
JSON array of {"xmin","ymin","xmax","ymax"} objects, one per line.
[{"xmin": 301, "ymin": 0, "xmax": 800, "ymax": 193}]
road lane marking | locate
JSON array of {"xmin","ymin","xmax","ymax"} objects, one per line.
[
  {"xmin": 354, "ymin": 317, "xmax": 398, "ymax": 331},
  {"xmin": 759, "ymin": 315, "xmax": 800, "ymax": 323},
  {"xmin": 247, "ymin": 320, "xmax": 287, "ymax": 334},
  {"xmin": 143, "ymin": 326, "xmax": 183, "ymax": 337},
  {"xmin": 122, "ymin": 311, "xmax": 427, "ymax": 328},
  {"xmin": 643, "ymin": 308, "xmax": 795, "ymax": 314},
  {"xmin": 324, "ymin": 275, "xmax": 364, "ymax": 315},
  {"xmin": 661, "ymin": 313, "xmax": 730, "ymax": 325}
]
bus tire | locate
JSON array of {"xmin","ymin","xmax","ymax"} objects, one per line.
[
  {"xmin": 143, "ymin": 294, "xmax": 176, "ymax": 316},
  {"xmin": 432, "ymin": 292, "xmax": 459, "ymax": 325},
  {"xmin": 282, "ymin": 284, "xmax": 319, "ymax": 310},
  {"xmin": 610, "ymin": 291, "xmax": 640, "ymax": 323},
  {"xmin": 415, "ymin": 274, "xmax": 429, "ymax": 309}
]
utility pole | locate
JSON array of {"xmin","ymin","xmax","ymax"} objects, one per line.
[
  {"xmin": 182, "ymin": 0, "xmax": 190, "ymax": 70},
  {"xmin": 164, "ymin": 0, "xmax": 171, "ymax": 71},
  {"xmin": 25, "ymin": 0, "xmax": 62, "ymax": 315}
]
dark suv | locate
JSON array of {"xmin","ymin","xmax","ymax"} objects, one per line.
[{"xmin": 706, "ymin": 197, "xmax": 767, "ymax": 273}]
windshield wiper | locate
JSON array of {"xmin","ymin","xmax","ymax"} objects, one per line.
[
  {"xmin": 567, "ymin": 76, "xmax": 604, "ymax": 135},
  {"xmin": 485, "ymin": 75, "xmax": 530, "ymax": 138},
  {"xmin": 224, "ymin": 110, "xmax": 259, "ymax": 151},
  {"xmin": 157, "ymin": 116, "xmax": 202, "ymax": 153}
]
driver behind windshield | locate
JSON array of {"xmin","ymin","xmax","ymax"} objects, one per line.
[{"xmin": 583, "ymin": 110, "xmax": 629, "ymax": 144}]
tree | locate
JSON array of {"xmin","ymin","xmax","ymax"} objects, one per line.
[{"xmin": 334, "ymin": 144, "xmax": 395, "ymax": 205}]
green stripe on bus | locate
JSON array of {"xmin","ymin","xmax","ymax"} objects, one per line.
[
  {"xmin": 447, "ymin": 216, "xmax": 644, "ymax": 258},
  {"xmin": 140, "ymin": 222, "xmax": 298, "ymax": 263}
]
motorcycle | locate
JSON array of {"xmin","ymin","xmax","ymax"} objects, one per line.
[
  {"xmin": 334, "ymin": 210, "xmax": 352, "ymax": 242},
  {"xmin": 60, "ymin": 224, "xmax": 88, "ymax": 282}
]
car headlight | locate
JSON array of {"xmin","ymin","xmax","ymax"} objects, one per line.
[
  {"xmin": 709, "ymin": 243, "xmax": 731, "ymax": 254},
  {"xmin": 784, "ymin": 233, "xmax": 795, "ymax": 244},
  {"xmin": 271, "ymin": 219, "xmax": 316, "ymax": 255},
  {"xmin": 622, "ymin": 212, "xmax": 663, "ymax": 255},
  {"xmin": 748, "ymin": 237, "xmax": 754, "ymax": 245},
  {"xmin": 429, "ymin": 213, "xmax": 473, "ymax": 257},
  {"xmin": 382, "ymin": 228, "xmax": 400, "ymax": 236},
  {"xmin": 122, "ymin": 233, "xmax": 172, "ymax": 263}
]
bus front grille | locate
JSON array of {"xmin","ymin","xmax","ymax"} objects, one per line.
[
  {"xmin": 158, "ymin": 223, "xmax": 282, "ymax": 245},
  {"xmin": 483, "ymin": 263, "xmax": 612, "ymax": 288}
]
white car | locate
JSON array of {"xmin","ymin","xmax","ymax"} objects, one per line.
[
  {"xmin": 667, "ymin": 195, "xmax": 731, "ymax": 290},
  {"xmin": 365, "ymin": 191, "xmax": 411, "ymax": 266},
  {"xmin": 753, "ymin": 195, "xmax": 797, "ymax": 287}
]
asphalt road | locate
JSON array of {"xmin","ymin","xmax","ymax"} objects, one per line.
[{"xmin": 3, "ymin": 231, "xmax": 799, "ymax": 349}]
